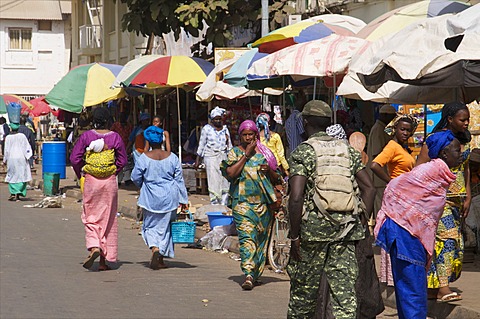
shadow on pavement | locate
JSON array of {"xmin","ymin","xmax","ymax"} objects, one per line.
[{"xmin": 228, "ymin": 274, "xmax": 290, "ymax": 286}]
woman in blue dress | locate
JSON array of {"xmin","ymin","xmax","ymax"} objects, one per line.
[{"xmin": 132, "ymin": 126, "xmax": 189, "ymax": 269}]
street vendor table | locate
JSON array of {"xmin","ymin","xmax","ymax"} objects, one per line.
[{"xmin": 182, "ymin": 168, "xmax": 196, "ymax": 192}]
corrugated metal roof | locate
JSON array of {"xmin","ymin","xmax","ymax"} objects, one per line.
[
  {"xmin": 59, "ymin": 0, "xmax": 71, "ymax": 14},
  {"xmin": 0, "ymin": 0, "xmax": 71, "ymax": 20}
]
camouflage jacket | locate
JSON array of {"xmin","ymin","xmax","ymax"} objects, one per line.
[{"xmin": 288, "ymin": 132, "xmax": 366, "ymax": 242}]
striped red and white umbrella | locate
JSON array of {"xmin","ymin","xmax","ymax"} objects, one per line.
[{"xmin": 248, "ymin": 34, "xmax": 371, "ymax": 83}]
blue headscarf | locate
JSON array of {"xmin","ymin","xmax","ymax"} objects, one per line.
[
  {"xmin": 143, "ymin": 126, "xmax": 164, "ymax": 145},
  {"xmin": 426, "ymin": 130, "xmax": 455, "ymax": 159},
  {"xmin": 255, "ymin": 113, "xmax": 271, "ymax": 141}
]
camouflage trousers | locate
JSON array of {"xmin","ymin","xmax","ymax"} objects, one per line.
[{"xmin": 287, "ymin": 240, "xmax": 358, "ymax": 319}]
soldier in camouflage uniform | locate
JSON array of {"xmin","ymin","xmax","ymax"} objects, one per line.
[{"xmin": 287, "ymin": 100, "xmax": 375, "ymax": 319}]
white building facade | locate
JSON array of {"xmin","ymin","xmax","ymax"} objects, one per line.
[{"xmin": 0, "ymin": 0, "xmax": 72, "ymax": 98}]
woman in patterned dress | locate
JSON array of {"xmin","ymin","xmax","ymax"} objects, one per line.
[
  {"xmin": 221, "ymin": 120, "xmax": 281, "ymax": 290},
  {"xmin": 416, "ymin": 102, "xmax": 471, "ymax": 302}
]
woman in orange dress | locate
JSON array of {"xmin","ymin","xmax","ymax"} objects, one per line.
[{"xmin": 371, "ymin": 115, "xmax": 417, "ymax": 286}]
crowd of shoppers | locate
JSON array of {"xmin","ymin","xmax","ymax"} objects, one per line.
[{"xmin": 4, "ymin": 96, "xmax": 474, "ymax": 319}]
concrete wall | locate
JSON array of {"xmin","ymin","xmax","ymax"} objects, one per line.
[{"xmin": 0, "ymin": 18, "xmax": 71, "ymax": 95}]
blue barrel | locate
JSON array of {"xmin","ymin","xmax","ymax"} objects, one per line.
[{"xmin": 42, "ymin": 141, "xmax": 66, "ymax": 179}]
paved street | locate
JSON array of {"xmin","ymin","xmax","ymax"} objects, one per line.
[
  {"xmin": 0, "ymin": 184, "xmax": 291, "ymax": 319},
  {"xmin": 0, "ymin": 183, "xmax": 403, "ymax": 319}
]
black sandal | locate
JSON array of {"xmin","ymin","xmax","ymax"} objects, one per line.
[
  {"xmin": 8, "ymin": 195, "xmax": 15, "ymax": 201},
  {"xmin": 241, "ymin": 275, "xmax": 254, "ymax": 291}
]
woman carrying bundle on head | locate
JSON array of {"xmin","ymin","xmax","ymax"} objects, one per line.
[
  {"xmin": 221, "ymin": 120, "xmax": 282, "ymax": 290},
  {"xmin": 131, "ymin": 126, "xmax": 188, "ymax": 270},
  {"xmin": 416, "ymin": 102, "xmax": 471, "ymax": 302}
]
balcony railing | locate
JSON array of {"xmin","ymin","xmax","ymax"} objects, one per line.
[{"xmin": 79, "ymin": 24, "xmax": 102, "ymax": 49}]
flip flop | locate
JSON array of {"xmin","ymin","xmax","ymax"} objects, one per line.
[
  {"xmin": 83, "ymin": 248, "xmax": 100, "ymax": 269},
  {"xmin": 437, "ymin": 292, "xmax": 462, "ymax": 303},
  {"xmin": 150, "ymin": 249, "xmax": 160, "ymax": 270}
]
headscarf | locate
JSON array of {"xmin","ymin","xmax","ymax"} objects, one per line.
[
  {"xmin": 238, "ymin": 120, "xmax": 278, "ymax": 170},
  {"xmin": 426, "ymin": 130, "xmax": 455, "ymax": 159},
  {"xmin": 210, "ymin": 106, "xmax": 226, "ymax": 119},
  {"xmin": 255, "ymin": 113, "xmax": 271, "ymax": 141},
  {"xmin": 326, "ymin": 124, "xmax": 347, "ymax": 140},
  {"xmin": 143, "ymin": 126, "xmax": 164, "ymax": 145},
  {"xmin": 385, "ymin": 114, "xmax": 418, "ymax": 136},
  {"xmin": 432, "ymin": 102, "xmax": 471, "ymax": 144},
  {"xmin": 9, "ymin": 123, "xmax": 20, "ymax": 131},
  {"xmin": 139, "ymin": 112, "xmax": 151, "ymax": 122}
]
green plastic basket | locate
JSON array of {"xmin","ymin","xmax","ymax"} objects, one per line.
[{"xmin": 171, "ymin": 210, "xmax": 196, "ymax": 244}]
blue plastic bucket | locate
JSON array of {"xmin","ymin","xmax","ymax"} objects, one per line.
[
  {"xmin": 42, "ymin": 141, "xmax": 66, "ymax": 179},
  {"xmin": 7, "ymin": 102, "xmax": 21, "ymax": 124},
  {"xmin": 43, "ymin": 172, "xmax": 60, "ymax": 196},
  {"xmin": 206, "ymin": 212, "xmax": 234, "ymax": 229}
]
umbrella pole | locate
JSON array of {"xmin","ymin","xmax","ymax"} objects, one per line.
[
  {"xmin": 333, "ymin": 74, "xmax": 337, "ymax": 124},
  {"xmin": 177, "ymin": 86, "xmax": 182, "ymax": 160},
  {"xmin": 154, "ymin": 90, "xmax": 157, "ymax": 116},
  {"xmin": 248, "ymin": 96, "xmax": 252, "ymax": 119},
  {"xmin": 282, "ymin": 77, "xmax": 286, "ymax": 117},
  {"xmin": 313, "ymin": 77, "xmax": 317, "ymax": 100}
]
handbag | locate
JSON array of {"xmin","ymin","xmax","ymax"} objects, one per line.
[{"xmin": 268, "ymin": 183, "xmax": 285, "ymax": 212}]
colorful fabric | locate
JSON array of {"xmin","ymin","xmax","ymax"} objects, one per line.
[
  {"xmin": 196, "ymin": 124, "xmax": 232, "ymax": 157},
  {"xmin": 427, "ymin": 150, "xmax": 468, "ymax": 288},
  {"xmin": 82, "ymin": 174, "xmax": 118, "ymax": 262},
  {"xmin": 373, "ymin": 140, "xmax": 415, "ymax": 179},
  {"xmin": 131, "ymin": 153, "xmax": 188, "ymax": 213},
  {"xmin": 259, "ymin": 131, "xmax": 289, "ymax": 171},
  {"xmin": 426, "ymin": 129, "xmax": 455, "ymax": 159},
  {"xmin": 255, "ymin": 113, "xmax": 271, "ymax": 141},
  {"xmin": 45, "ymin": 63, "xmax": 125, "ymax": 113},
  {"xmin": 287, "ymin": 240, "xmax": 358, "ymax": 319},
  {"xmin": 220, "ymin": 147, "xmax": 277, "ymax": 280},
  {"xmin": 143, "ymin": 126, "xmax": 164, "ymax": 145},
  {"xmin": 8, "ymin": 182, "xmax": 27, "ymax": 197},
  {"xmin": 288, "ymin": 132, "xmax": 365, "ymax": 242},
  {"xmin": 142, "ymin": 208, "xmax": 176, "ymax": 258},
  {"xmin": 238, "ymin": 120, "xmax": 278, "ymax": 170},
  {"xmin": 83, "ymin": 149, "xmax": 117, "ymax": 178},
  {"xmin": 70, "ymin": 130, "xmax": 127, "ymax": 179},
  {"xmin": 374, "ymin": 159, "xmax": 456, "ymax": 261}
]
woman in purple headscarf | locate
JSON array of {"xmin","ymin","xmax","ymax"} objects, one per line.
[{"xmin": 221, "ymin": 120, "xmax": 282, "ymax": 290}]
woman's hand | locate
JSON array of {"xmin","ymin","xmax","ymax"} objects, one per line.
[
  {"xmin": 180, "ymin": 203, "xmax": 189, "ymax": 212},
  {"xmin": 245, "ymin": 138, "xmax": 256, "ymax": 158}
]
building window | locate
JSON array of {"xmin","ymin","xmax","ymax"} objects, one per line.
[
  {"xmin": 8, "ymin": 28, "xmax": 32, "ymax": 50},
  {"xmin": 38, "ymin": 20, "xmax": 52, "ymax": 31}
]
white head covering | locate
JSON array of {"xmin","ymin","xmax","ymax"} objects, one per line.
[
  {"xmin": 210, "ymin": 106, "xmax": 226, "ymax": 119},
  {"xmin": 326, "ymin": 124, "xmax": 347, "ymax": 140},
  {"xmin": 86, "ymin": 138, "xmax": 105, "ymax": 152}
]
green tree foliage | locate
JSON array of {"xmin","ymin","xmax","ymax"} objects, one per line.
[{"xmin": 118, "ymin": 0, "xmax": 295, "ymax": 57}]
